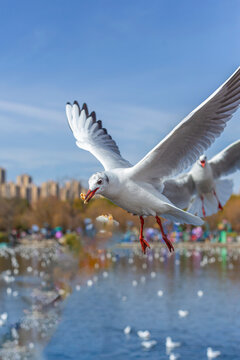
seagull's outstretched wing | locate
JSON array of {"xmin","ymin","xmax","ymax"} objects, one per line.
[
  {"xmin": 162, "ymin": 174, "xmax": 196, "ymax": 209},
  {"xmin": 66, "ymin": 101, "xmax": 131, "ymax": 170},
  {"xmin": 129, "ymin": 67, "xmax": 240, "ymax": 182},
  {"xmin": 209, "ymin": 140, "xmax": 240, "ymax": 178}
]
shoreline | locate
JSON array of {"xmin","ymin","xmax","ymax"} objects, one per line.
[{"xmin": 115, "ymin": 241, "xmax": 240, "ymax": 250}]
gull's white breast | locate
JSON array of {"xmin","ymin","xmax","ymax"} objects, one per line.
[
  {"xmin": 191, "ymin": 163, "xmax": 214, "ymax": 194},
  {"xmin": 103, "ymin": 169, "xmax": 170, "ymax": 216}
]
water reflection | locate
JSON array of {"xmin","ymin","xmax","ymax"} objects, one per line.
[
  {"xmin": 1, "ymin": 240, "xmax": 240, "ymax": 359},
  {"xmin": 0, "ymin": 243, "xmax": 68, "ymax": 360},
  {"xmin": 44, "ymin": 244, "xmax": 240, "ymax": 360}
]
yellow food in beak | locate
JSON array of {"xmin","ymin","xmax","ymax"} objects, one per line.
[
  {"xmin": 84, "ymin": 188, "xmax": 99, "ymax": 204},
  {"xmin": 80, "ymin": 193, "xmax": 86, "ymax": 200}
]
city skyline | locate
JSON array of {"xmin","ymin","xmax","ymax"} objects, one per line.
[
  {"xmin": 0, "ymin": 167, "xmax": 83, "ymax": 203},
  {"xmin": 0, "ymin": 165, "xmax": 239, "ymax": 200},
  {"xmin": 0, "ymin": 165, "xmax": 86, "ymax": 187}
]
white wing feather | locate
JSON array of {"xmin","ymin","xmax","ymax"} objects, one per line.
[
  {"xmin": 209, "ymin": 140, "xmax": 240, "ymax": 178},
  {"xmin": 162, "ymin": 173, "xmax": 196, "ymax": 209},
  {"xmin": 66, "ymin": 101, "xmax": 131, "ymax": 170},
  {"xmin": 129, "ymin": 67, "xmax": 240, "ymax": 182}
]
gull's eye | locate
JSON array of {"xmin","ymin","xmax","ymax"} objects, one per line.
[{"xmin": 97, "ymin": 179, "xmax": 103, "ymax": 185}]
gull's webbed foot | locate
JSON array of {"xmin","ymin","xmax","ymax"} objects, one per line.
[
  {"xmin": 139, "ymin": 237, "xmax": 150, "ymax": 254},
  {"xmin": 155, "ymin": 216, "xmax": 174, "ymax": 253},
  {"xmin": 162, "ymin": 234, "xmax": 174, "ymax": 252},
  {"xmin": 139, "ymin": 216, "xmax": 150, "ymax": 254},
  {"xmin": 218, "ymin": 202, "xmax": 223, "ymax": 211}
]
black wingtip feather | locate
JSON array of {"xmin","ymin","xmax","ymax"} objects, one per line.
[
  {"xmin": 90, "ymin": 111, "xmax": 96, "ymax": 122},
  {"xmin": 97, "ymin": 120, "xmax": 102, "ymax": 128},
  {"xmin": 82, "ymin": 103, "xmax": 89, "ymax": 117},
  {"xmin": 66, "ymin": 100, "xmax": 123, "ymax": 161},
  {"xmin": 73, "ymin": 101, "xmax": 81, "ymax": 113}
]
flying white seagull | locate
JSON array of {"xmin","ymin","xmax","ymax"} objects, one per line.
[
  {"xmin": 66, "ymin": 67, "xmax": 240, "ymax": 253},
  {"xmin": 166, "ymin": 336, "xmax": 181, "ymax": 349},
  {"xmin": 207, "ymin": 347, "xmax": 221, "ymax": 359},
  {"xmin": 163, "ymin": 140, "xmax": 240, "ymax": 217}
]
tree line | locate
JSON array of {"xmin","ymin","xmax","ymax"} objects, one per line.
[{"xmin": 0, "ymin": 194, "xmax": 239, "ymax": 233}]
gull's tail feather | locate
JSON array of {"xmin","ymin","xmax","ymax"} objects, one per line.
[
  {"xmin": 187, "ymin": 179, "xmax": 233, "ymax": 217},
  {"xmin": 188, "ymin": 195, "xmax": 209, "ymax": 217},
  {"xmin": 161, "ymin": 204, "xmax": 204, "ymax": 226},
  {"xmin": 215, "ymin": 178, "xmax": 233, "ymax": 207}
]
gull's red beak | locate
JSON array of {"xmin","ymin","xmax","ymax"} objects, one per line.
[
  {"xmin": 84, "ymin": 187, "xmax": 99, "ymax": 204},
  {"xmin": 200, "ymin": 160, "xmax": 206, "ymax": 168}
]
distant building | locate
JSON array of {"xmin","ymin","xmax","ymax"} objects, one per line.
[
  {"xmin": 0, "ymin": 168, "xmax": 6, "ymax": 184},
  {"xmin": 60, "ymin": 187, "xmax": 68, "ymax": 201},
  {"xmin": 41, "ymin": 181, "xmax": 59, "ymax": 198},
  {"xmin": 0, "ymin": 167, "xmax": 82, "ymax": 203},
  {"xmin": 16, "ymin": 174, "xmax": 32, "ymax": 187},
  {"xmin": 0, "ymin": 182, "xmax": 20, "ymax": 198},
  {"xmin": 16, "ymin": 174, "xmax": 33, "ymax": 202},
  {"xmin": 60, "ymin": 180, "xmax": 81, "ymax": 201},
  {"xmin": 19, "ymin": 185, "xmax": 31, "ymax": 202},
  {"xmin": 31, "ymin": 184, "xmax": 41, "ymax": 203}
]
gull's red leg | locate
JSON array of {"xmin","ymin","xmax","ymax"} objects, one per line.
[
  {"xmin": 139, "ymin": 216, "xmax": 150, "ymax": 254},
  {"xmin": 213, "ymin": 190, "xmax": 223, "ymax": 211},
  {"xmin": 155, "ymin": 216, "xmax": 174, "ymax": 253},
  {"xmin": 200, "ymin": 195, "xmax": 206, "ymax": 217}
]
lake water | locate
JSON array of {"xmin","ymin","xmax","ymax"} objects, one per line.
[
  {"xmin": 44, "ymin": 246, "xmax": 240, "ymax": 360},
  {"xmin": 0, "ymin": 243, "xmax": 67, "ymax": 360}
]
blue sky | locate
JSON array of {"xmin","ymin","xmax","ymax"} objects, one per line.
[{"xmin": 0, "ymin": 0, "xmax": 239, "ymax": 190}]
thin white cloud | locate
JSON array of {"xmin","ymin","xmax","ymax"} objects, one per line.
[
  {"xmin": 0, "ymin": 148, "xmax": 97, "ymax": 169},
  {"xmin": 94, "ymin": 101, "xmax": 179, "ymax": 134},
  {"xmin": 0, "ymin": 114, "xmax": 55, "ymax": 134},
  {"xmin": 0, "ymin": 99, "xmax": 63, "ymax": 122}
]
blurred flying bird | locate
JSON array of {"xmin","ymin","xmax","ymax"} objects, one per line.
[
  {"xmin": 137, "ymin": 330, "xmax": 151, "ymax": 339},
  {"xmin": 123, "ymin": 325, "xmax": 131, "ymax": 335},
  {"xmin": 207, "ymin": 347, "xmax": 221, "ymax": 359},
  {"xmin": 1, "ymin": 313, "xmax": 8, "ymax": 322},
  {"xmin": 163, "ymin": 140, "xmax": 240, "ymax": 217},
  {"xmin": 169, "ymin": 354, "xmax": 180, "ymax": 360},
  {"xmin": 166, "ymin": 337, "xmax": 181, "ymax": 349},
  {"xmin": 178, "ymin": 310, "xmax": 189, "ymax": 318},
  {"xmin": 141, "ymin": 340, "xmax": 157, "ymax": 349},
  {"xmin": 66, "ymin": 67, "xmax": 240, "ymax": 253}
]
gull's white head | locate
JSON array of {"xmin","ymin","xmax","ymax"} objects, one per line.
[
  {"xmin": 84, "ymin": 172, "xmax": 109, "ymax": 203},
  {"xmin": 198, "ymin": 154, "xmax": 207, "ymax": 168}
]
